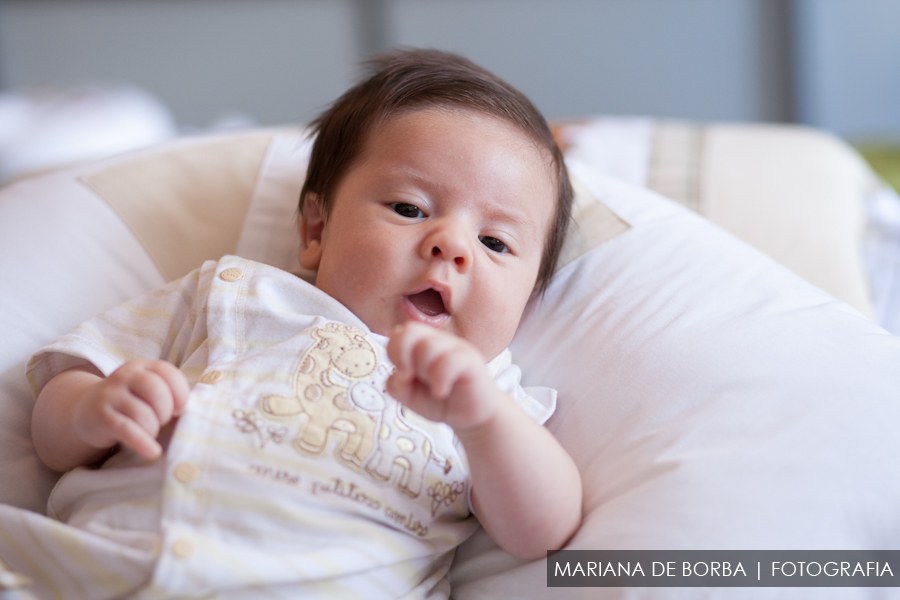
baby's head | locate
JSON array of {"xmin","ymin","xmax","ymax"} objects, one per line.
[{"xmin": 298, "ymin": 49, "xmax": 573, "ymax": 359}]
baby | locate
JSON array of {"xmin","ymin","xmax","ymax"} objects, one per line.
[{"xmin": 4, "ymin": 49, "xmax": 581, "ymax": 599}]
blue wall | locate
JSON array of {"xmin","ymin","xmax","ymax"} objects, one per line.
[
  {"xmin": 793, "ymin": 0, "xmax": 900, "ymax": 141},
  {"xmin": 0, "ymin": 0, "xmax": 896, "ymax": 141}
]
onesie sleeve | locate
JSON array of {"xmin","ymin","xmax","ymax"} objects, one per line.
[
  {"xmin": 26, "ymin": 260, "xmax": 218, "ymax": 398},
  {"xmin": 486, "ymin": 349, "xmax": 556, "ymax": 425}
]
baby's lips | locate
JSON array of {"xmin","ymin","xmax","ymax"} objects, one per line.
[{"xmin": 407, "ymin": 288, "xmax": 447, "ymax": 317}]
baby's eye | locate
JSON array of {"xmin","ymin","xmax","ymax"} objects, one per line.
[
  {"xmin": 391, "ymin": 203, "xmax": 425, "ymax": 219},
  {"xmin": 479, "ymin": 236, "xmax": 508, "ymax": 253}
]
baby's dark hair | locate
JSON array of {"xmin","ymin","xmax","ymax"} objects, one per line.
[{"xmin": 300, "ymin": 48, "xmax": 573, "ymax": 295}]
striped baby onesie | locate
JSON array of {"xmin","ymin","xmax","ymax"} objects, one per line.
[{"xmin": 1, "ymin": 256, "xmax": 555, "ymax": 600}]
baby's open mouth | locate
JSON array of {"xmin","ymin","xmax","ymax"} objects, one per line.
[{"xmin": 407, "ymin": 288, "xmax": 446, "ymax": 316}]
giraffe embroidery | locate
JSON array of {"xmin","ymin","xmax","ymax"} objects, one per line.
[
  {"xmin": 259, "ymin": 323, "xmax": 451, "ymax": 498},
  {"xmin": 364, "ymin": 399, "xmax": 452, "ymax": 498},
  {"xmin": 260, "ymin": 323, "xmax": 381, "ymax": 469}
]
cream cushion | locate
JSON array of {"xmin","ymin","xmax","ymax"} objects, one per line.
[
  {"xmin": 700, "ymin": 124, "xmax": 875, "ymax": 318},
  {"xmin": 561, "ymin": 119, "xmax": 876, "ymax": 318},
  {"xmin": 1, "ymin": 126, "xmax": 898, "ymax": 600}
]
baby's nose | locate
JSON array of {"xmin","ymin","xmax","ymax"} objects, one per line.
[
  {"xmin": 430, "ymin": 244, "xmax": 466, "ymax": 267},
  {"xmin": 425, "ymin": 224, "xmax": 472, "ymax": 272}
]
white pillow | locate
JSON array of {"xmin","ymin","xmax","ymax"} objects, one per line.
[
  {"xmin": 448, "ymin": 161, "xmax": 900, "ymax": 599},
  {"xmin": 0, "ymin": 130, "xmax": 293, "ymax": 512},
  {"xmin": 0, "ymin": 164, "xmax": 163, "ymax": 512}
]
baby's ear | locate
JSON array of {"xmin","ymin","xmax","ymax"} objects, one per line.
[{"xmin": 299, "ymin": 193, "xmax": 325, "ymax": 270}]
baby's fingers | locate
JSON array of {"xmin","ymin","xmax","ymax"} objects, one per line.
[
  {"xmin": 413, "ymin": 342, "xmax": 471, "ymax": 399},
  {"xmin": 106, "ymin": 408, "xmax": 163, "ymax": 460},
  {"xmin": 142, "ymin": 360, "xmax": 191, "ymax": 418},
  {"xmin": 386, "ymin": 375, "xmax": 438, "ymax": 419},
  {"xmin": 112, "ymin": 360, "xmax": 188, "ymax": 425},
  {"xmin": 387, "ymin": 324, "xmax": 421, "ymax": 378},
  {"xmin": 76, "ymin": 392, "xmax": 165, "ymax": 460},
  {"xmin": 388, "ymin": 323, "xmax": 449, "ymax": 387},
  {"xmin": 389, "ymin": 323, "xmax": 480, "ymax": 399}
]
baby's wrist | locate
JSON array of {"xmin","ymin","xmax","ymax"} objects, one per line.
[{"xmin": 451, "ymin": 387, "xmax": 513, "ymax": 446}]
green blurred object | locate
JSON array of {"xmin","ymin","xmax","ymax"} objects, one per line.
[{"xmin": 857, "ymin": 146, "xmax": 900, "ymax": 193}]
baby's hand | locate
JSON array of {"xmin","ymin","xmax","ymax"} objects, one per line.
[
  {"xmin": 386, "ymin": 322, "xmax": 500, "ymax": 433},
  {"xmin": 71, "ymin": 360, "xmax": 190, "ymax": 460}
]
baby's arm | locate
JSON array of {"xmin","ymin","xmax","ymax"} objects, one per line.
[
  {"xmin": 386, "ymin": 322, "xmax": 582, "ymax": 560},
  {"xmin": 32, "ymin": 360, "xmax": 190, "ymax": 472}
]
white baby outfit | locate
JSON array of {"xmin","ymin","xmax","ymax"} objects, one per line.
[{"xmin": 0, "ymin": 256, "xmax": 555, "ymax": 600}]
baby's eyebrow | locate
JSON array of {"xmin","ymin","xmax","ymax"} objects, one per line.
[
  {"xmin": 487, "ymin": 206, "xmax": 529, "ymax": 226},
  {"xmin": 384, "ymin": 165, "xmax": 429, "ymax": 183},
  {"xmin": 374, "ymin": 166, "xmax": 440, "ymax": 195},
  {"xmin": 482, "ymin": 204, "xmax": 539, "ymax": 236}
]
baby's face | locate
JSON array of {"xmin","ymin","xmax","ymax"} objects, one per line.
[{"xmin": 300, "ymin": 107, "xmax": 555, "ymax": 360}]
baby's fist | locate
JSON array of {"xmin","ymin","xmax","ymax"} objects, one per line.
[
  {"xmin": 386, "ymin": 322, "xmax": 498, "ymax": 432},
  {"xmin": 73, "ymin": 359, "xmax": 190, "ymax": 460}
]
